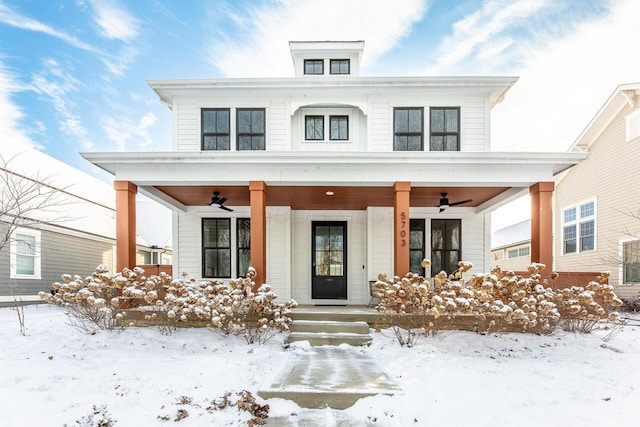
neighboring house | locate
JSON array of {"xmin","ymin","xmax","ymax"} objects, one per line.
[
  {"xmin": 555, "ymin": 83, "xmax": 640, "ymax": 299},
  {"xmin": 84, "ymin": 40, "xmax": 585, "ymax": 305},
  {"xmin": 490, "ymin": 220, "xmax": 531, "ymax": 272},
  {"xmin": 0, "ymin": 147, "xmax": 171, "ymax": 304}
]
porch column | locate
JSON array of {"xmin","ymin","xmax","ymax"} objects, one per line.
[
  {"xmin": 114, "ymin": 181, "xmax": 137, "ymax": 272},
  {"xmin": 530, "ymin": 182, "xmax": 554, "ymax": 275},
  {"xmin": 393, "ymin": 182, "xmax": 411, "ymax": 277},
  {"xmin": 249, "ymin": 181, "xmax": 267, "ymax": 290}
]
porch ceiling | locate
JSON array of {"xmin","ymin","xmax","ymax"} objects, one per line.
[{"xmin": 156, "ymin": 185, "xmax": 510, "ymax": 210}]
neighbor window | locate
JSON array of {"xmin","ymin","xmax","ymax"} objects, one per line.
[
  {"xmin": 10, "ymin": 228, "xmax": 41, "ymax": 279},
  {"xmin": 409, "ymin": 219, "xmax": 426, "ymax": 276},
  {"xmin": 623, "ymin": 240, "xmax": 640, "ymax": 283},
  {"xmin": 237, "ymin": 218, "xmax": 251, "ymax": 278},
  {"xmin": 330, "ymin": 59, "xmax": 350, "ymax": 75},
  {"xmin": 507, "ymin": 246, "xmax": 530, "ymax": 259},
  {"xmin": 305, "ymin": 116, "xmax": 324, "ymax": 140},
  {"xmin": 202, "ymin": 219, "xmax": 231, "ymax": 278},
  {"xmin": 304, "ymin": 59, "xmax": 324, "ymax": 75},
  {"xmin": 430, "ymin": 107, "xmax": 460, "ymax": 151},
  {"xmin": 330, "ymin": 116, "xmax": 348, "ymax": 140},
  {"xmin": 237, "ymin": 108, "xmax": 265, "ymax": 150},
  {"xmin": 562, "ymin": 200, "xmax": 596, "ymax": 254},
  {"xmin": 431, "ymin": 219, "xmax": 461, "ymax": 276},
  {"xmin": 394, "ymin": 107, "xmax": 423, "ymax": 151},
  {"xmin": 202, "ymin": 108, "xmax": 230, "ymax": 150}
]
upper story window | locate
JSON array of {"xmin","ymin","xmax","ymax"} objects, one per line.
[
  {"xmin": 394, "ymin": 107, "xmax": 423, "ymax": 151},
  {"xmin": 430, "ymin": 107, "xmax": 460, "ymax": 151},
  {"xmin": 304, "ymin": 59, "xmax": 324, "ymax": 75},
  {"xmin": 202, "ymin": 109, "xmax": 230, "ymax": 150},
  {"xmin": 237, "ymin": 108, "xmax": 265, "ymax": 150},
  {"xmin": 305, "ymin": 116, "xmax": 324, "ymax": 140},
  {"xmin": 562, "ymin": 200, "xmax": 596, "ymax": 254},
  {"xmin": 10, "ymin": 228, "xmax": 41, "ymax": 279},
  {"xmin": 330, "ymin": 59, "xmax": 350, "ymax": 75},
  {"xmin": 330, "ymin": 116, "xmax": 348, "ymax": 140},
  {"xmin": 623, "ymin": 240, "xmax": 640, "ymax": 283}
]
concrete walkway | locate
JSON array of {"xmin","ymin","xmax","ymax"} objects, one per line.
[{"xmin": 259, "ymin": 346, "xmax": 400, "ymax": 410}]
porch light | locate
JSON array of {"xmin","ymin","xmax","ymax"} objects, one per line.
[{"xmin": 325, "ymin": 191, "xmax": 335, "ymax": 196}]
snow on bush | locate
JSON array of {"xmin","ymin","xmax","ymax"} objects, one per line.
[{"xmin": 375, "ymin": 260, "xmax": 622, "ymax": 346}]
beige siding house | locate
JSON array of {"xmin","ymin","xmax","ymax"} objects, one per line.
[
  {"xmin": 491, "ymin": 220, "xmax": 531, "ymax": 272},
  {"xmin": 555, "ymin": 83, "xmax": 640, "ymax": 299}
]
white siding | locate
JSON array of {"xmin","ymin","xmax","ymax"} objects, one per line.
[
  {"xmin": 267, "ymin": 207, "xmax": 291, "ymax": 300},
  {"xmin": 367, "ymin": 207, "xmax": 393, "ymax": 279},
  {"xmin": 268, "ymin": 101, "xmax": 288, "ymax": 151},
  {"xmin": 176, "ymin": 211, "xmax": 201, "ymax": 278}
]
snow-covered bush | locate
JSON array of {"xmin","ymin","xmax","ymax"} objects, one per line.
[
  {"xmin": 375, "ymin": 261, "xmax": 622, "ymax": 345},
  {"xmin": 69, "ymin": 404, "xmax": 116, "ymax": 427}
]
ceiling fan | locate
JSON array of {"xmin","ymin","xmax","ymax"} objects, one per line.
[
  {"xmin": 437, "ymin": 192, "xmax": 472, "ymax": 212},
  {"xmin": 210, "ymin": 191, "xmax": 234, "ymax": 212}
]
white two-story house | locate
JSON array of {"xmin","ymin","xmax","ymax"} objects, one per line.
[{"xmin": 84, "ymin": 41, "xmax": 585, "ymax": 305}]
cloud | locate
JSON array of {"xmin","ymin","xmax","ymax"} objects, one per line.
[
  {"xmin": 205, "ymin": 0, "xmax": 428, "ymax": 77},
  {"xmin": 101, "ymin": 112, "xmax": 157, "ymax": 151},
  {"xmin": 0, "ymin": 58, "xmax": 39, "ymax": 151},
  {"xmin": 88, "ymin": 0, "xmax": 140, "ymax": 41}
]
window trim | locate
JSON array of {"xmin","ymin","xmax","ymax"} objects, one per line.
[
  {"xmin": 393, "ymin": 107, "xmax": 424, "ymax": 151},
  {"xmin": 305, "ymin": 115, "xmax": 325, "ymax": 141},
  {"xmin": 202, "ymin": 218, "xmax": 232, "ymax": 279},
  {"xmin": 304, "ymin": 59, "xmax": 324, "ymax": 75},
  {"xmin": 329, "ymin": 59, "xmax": 350, "ymax": 75},
  {"xmin": 329, "ymin": 115, "xmax": 349, "ymax": 141},
  {"xmin": 201, "ymin": 108, "xmax": 231, "ymax": 151},
  {"xmin": 561, "ymin": 199, "xmax": 596, "ymax": 255},
  {"xmin": 429, "ymin": 106, "xmax": 460, "ymax": 151},
  {"xmin": 10, "ymin": 228, "xmax": 42, "ymax": 279},
  {"xmin": 236, "ymin": 108, "xmax": 266, "ymax": 151}
]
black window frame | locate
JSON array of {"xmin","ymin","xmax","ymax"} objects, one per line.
[
  {"xmin": 202, "ymin": 218, "xmax": 231, "ymax": 278},
  {"xmin": 236, "ymin": 108, "xmax": 266, "ymax": 151},
  {"xmin": 305, "ymin": 115, "xmax": 325, "ymax": 140},
  {"xmin": 409, "ymin": 219, "xmax": 426, "ymax": 276},
  {"xmin": 236, "ymin": 218, "xmax": 251, "ymax": 278},
  {"xmin": 329, "ymin": 115, "xmax": 349, "ymax": 141},
  {"xmin": 304, "ymin": 59, "xmax": 324, "ymax": 75},
  {"xmin": 431, "ymin": 219, "xmax": 462, "ymax": 276},
  {"xmin": 393, "ymin": 107, "xmax": 424, "ymax": 151},
  {"xmin": 429, "ymin": 107, "xmax": 460, "ymax": 151},
  {"xmin": 201, "ymin": 108, "xmax": 230, "ymax": 151},
  {"xmin": 330, "ymin": 59, "xmax": 350, "ymax": 75}
]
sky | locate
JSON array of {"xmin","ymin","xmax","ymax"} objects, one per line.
[{"xmin": 0, "ymin": 0, "xmax": 638, "ymax": 188}]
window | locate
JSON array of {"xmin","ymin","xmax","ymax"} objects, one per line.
[
  {"xmin": 394, "ymin": 107, "xmax": 423, "ymax": 151},
  {"xmin": 562, "ymin": 200, "xmax": 596, "ymax": 254},
  {"xmin": 409, "ymin": 219, "xmax": 425, "ymax": 276},
  {"xmin": 431, "ymin": 219, "xmax": 461, "ymax": 276},
  {"xmin": 330, "ymin": 59, "xmax": 350, "ymax": 75},
  {"xmin": 304, "ymin": 59, "xmax": 324, "ymax": 75},
  {"xmin": 508, "ymin": 246, "xmax": 530, "ymax": 259},
  {"xmin": 10, "ymin": 228, "xmax": 41, "ymax": 279},
  {"xmin": 237, "ymin": 108, "xmax": 265, "ymax": 150},
  {"xmin": 623, "ymin": 240, "xmax": 640, "ymax": 283},
  {"xmin": 202, "ymin": 219, "xmax": 231, "ymax": 278},
  {"xmin": 330, "ymin": 116, "xmax": 348, "ymax": 140},
  {"xmin": 305, "ymin": 116, "xmax": 324, "ymax": 140},
  {"xmin": 202, "ymin": 109, "xmax": 230, "ymax": 150},
  {"xmin": 237, "ymin": 218, "xmax": 251, "ymax": 278},
  {"xmin": 430, "ymin": 107, "xmax": 460, "ymax": 151},
  {"xmin": 627, "ymin": 109, "xmax": 640, "ymax": 142}
]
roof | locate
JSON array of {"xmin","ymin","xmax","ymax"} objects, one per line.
[
  {"xmin": 491, "ymin": 219, "xmax": 531, "ymax": 250},
  {"xmin": 570, "ymin": 82, "xmax": 640, "ymax": 152}
]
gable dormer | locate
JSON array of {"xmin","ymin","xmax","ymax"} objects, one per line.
[{"xmin": 289, "ymin": 40, "xmax": 364, "ymax": 77}]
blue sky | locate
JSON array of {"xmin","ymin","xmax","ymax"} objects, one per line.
[{"xmin": 0, "ymin": 0, "xmax": 638, "ymax": 179}]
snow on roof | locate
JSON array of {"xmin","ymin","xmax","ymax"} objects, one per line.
[{"xmin": 491, "ymin": 219, "xmax": 531, "ymax": 250}]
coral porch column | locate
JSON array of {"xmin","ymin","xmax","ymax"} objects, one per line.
[
  {"xmin": 394, "ymin": 182, "xmax": 411, "ymax": 277},
  {"xmin": 114, "ymin": 181, "xmax": 137, "ymax": 271},
  {"xmin": 249, "ymin": 181, "xmax": 267, "ymax": 291},
  {"xmin": 530, "ymin": 182, "xmax": 554, "ymax": 275}
]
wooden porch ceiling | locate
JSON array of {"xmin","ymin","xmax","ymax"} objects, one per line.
[{"xmin": 156, "ymin": 185, "xmax": 510, "ymax": 210}]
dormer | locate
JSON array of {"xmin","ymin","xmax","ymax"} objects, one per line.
[{"xmin": 289, "ymin": 40, "xmax": 364, "ymax": 77}]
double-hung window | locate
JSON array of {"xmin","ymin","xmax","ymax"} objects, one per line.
[
  {"xmin": 304, "ymin": 59, "xmax": 324, "ymax": 75},
  {"xmin": 430, "ymin": 107, "xmax": 460, "ymax": 151},
  {"xmin": 330, "ymin": 59, "xmax": 350, "ymax": 75},
  {"xmin": 237, "ymin": 108, "xmax": 266, "ymax": 150},
  {"xmin": 202, "ymin": 108, "xmax": 230, "ymax": 150},
  {"xmin": 394, "ymin": 107, "xmax": 423, "ymax": 151},
  {"xmin": 623, "ymin": 240, "xmax": 640, "ymax": 283},
  {"xmin": 10, "ymin": 228, "xmax": 41, "ymax": 279},
  {"xmin": 431, "ymin": 219, "xmax": 461, "ymax": 276},
  {"xmin": 409, "ymin": 219, "xmax": 426, "ymax": 276},
  {"xmin": 562, "ymin": 200, "xmax": 595, "ymax": 254}
]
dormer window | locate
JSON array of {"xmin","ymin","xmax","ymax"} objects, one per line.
[
  {"xmin": 304, "ymin": 59, "xmax": 324, "ymax": 75},
  {"xmin": 330, "ymin": 59, "xmax": 350, "ymax": 75}
]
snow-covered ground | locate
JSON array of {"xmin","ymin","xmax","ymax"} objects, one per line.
[{"xmin": 1, "ymin": 305, "xmax": 638, "ymax": 426}]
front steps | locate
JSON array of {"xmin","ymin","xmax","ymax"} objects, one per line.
[{"xmin": 286, "ymin": 320, "xmax": 372, "ymax": 346}]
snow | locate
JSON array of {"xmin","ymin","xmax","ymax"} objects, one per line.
[{"xmin": 1, "ymin": 305, "xmax": 639, "ymax": 426}]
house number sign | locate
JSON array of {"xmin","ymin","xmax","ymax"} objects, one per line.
[{"xmin": 400, "ymin": 211, "xmax": 407, "ymax": 247}]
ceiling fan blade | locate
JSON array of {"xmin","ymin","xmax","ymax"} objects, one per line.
[
  {"xmin": 439, "ymin": 207, "xmax": 446, "ymax": 213},
  {"xmin": 217, "ymin": 197, "xmax": 227, "ymax": 205},
  {"xmin": 449, "ymin": 199, "xmax": 473, "ymax": 207},
  {"xmin": 219, "ymin": 205, "xmax": 234, "ymax": 212}
]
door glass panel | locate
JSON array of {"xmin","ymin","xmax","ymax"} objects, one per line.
[{"xmin": 314, "ymin": 225, "xmax": 344, "ymax": 277}]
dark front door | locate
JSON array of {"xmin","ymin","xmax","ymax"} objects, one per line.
[{"xmin": 312, "ymin": 221, "xmax": 347, "ymax": 299}]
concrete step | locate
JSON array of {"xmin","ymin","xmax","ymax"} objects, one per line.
[
  {"xmin": 290, "ymin": 320, "xmax": 370, "ymax": 334},
  {"xmin": 286, "ymin": 331, "xmax": 372, "ymax": 346}
]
